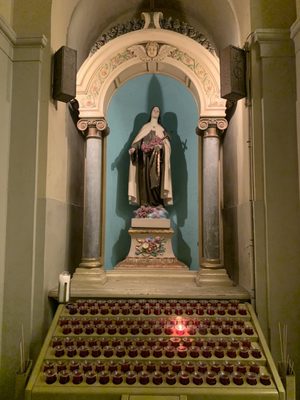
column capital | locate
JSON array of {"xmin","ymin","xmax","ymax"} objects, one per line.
[
  {"xmin": 195, "ymin": 117, "xmax": 228, "ymax": 137},
  {"xmin": 77, "ymin": 118, "xmax": 109, "ymax": 139}
]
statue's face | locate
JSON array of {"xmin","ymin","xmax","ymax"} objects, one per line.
[
  {"xmin": 151, "ymin": 106, "xmax": 160, "ymax": 119},
  {"xmin": 146, "ymin": 41, "xmax": 158, "ymax": 58}
]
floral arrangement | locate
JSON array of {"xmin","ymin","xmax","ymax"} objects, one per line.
[
  {"xmin": 135, "ymin": 236, "xmax": 166, "ymax": 257},
  {"xmin": 134, "ymin": 205, "xmax": 168, "ymax": 219},
  {"xmin": 141, "ymin": 136, "xmax": 164, "ymax": 153}
]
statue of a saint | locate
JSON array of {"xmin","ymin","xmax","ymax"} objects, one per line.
[{"xmin": 128, "ymin": 106, "xmax": 173, "ymax": 206}]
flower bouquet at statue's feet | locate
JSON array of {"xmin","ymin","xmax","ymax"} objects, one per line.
[{"xmin": 134, "ymin": 205, "xmax": 168, "ymax": 219}]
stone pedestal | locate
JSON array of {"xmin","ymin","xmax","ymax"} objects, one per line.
[
  {"xmin": 71, "ymin": 268, "xmax": 107, "ymax": 295},
  {"xmin": 115, "ymin": 218, "xmax": 187, "ymax": 269}
]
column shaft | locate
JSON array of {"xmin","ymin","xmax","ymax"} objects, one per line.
[
  {"xmin": 202, "ymin": 128, "xmax": 220, "ymax": 262},
  {"xmin": 197, "ymin": 117, "xmax": 228, "ymax": 269},
  {"xmin": 77, "ymin": 118, "xmax": 108, "ymax": 268}
]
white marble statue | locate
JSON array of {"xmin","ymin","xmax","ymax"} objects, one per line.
[{"xmin": 128, "ymin": 106, "xmax": 173, "ymax": 206}]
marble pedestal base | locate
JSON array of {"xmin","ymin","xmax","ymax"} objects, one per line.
[
  {"xmin": 71, "ymin": 267, "xmax": 107, "ymax": 294},
  {"xmin": 115, "ymin": 218, "xmax": 187, "ymax": 269},
  {"xmin": 195, "ymin": 267, "xmax": 233, "ymax": 287}
]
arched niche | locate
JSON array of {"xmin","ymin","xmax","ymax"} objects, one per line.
[
  {"xmin": 76, "ymin": 26, "xmax": 226, "ymax": 119},
  {"xmin": 74, "ymin": 17, "xmax": 228, "ymax": 277}
]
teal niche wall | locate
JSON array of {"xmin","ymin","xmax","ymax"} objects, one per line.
[{"xmin": 105, "ymin": 74, "xmax": 199, "ymax": 269}]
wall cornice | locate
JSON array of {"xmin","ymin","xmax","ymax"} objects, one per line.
[
  {"xmin": 253, "ymin": 29, "xmax": 294, "ymax": 58},
  {"xmin": 0, "ymin": 15, "xmax": 16, "ymax": 59},
  {"xmin": 291, "ymin": 18, "xmax": 300, "ymax": 54},
  {"xmin": 0, "ymin": 16, "xmax": 47, "ymax": 62}
]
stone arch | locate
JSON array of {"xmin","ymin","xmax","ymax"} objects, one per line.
[{"xmin": 76, "ymin": 19, "xmax": 226, "ymax": 119}]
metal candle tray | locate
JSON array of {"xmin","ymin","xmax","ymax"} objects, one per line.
[{"xmin": 25, "ymin": 299, "xmax": 285, "ymax": 400}]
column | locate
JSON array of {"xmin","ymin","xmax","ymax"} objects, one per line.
[
  {"xmin": 77, "ymin": 118, "xmax": 109, "ymax": 268},
  {"xmin": 196, "ymin": 117, "xmax": 233, "ymax": 286}
]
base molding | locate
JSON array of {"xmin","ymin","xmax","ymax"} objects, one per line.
[
  {"xmin": 70, "ymin": 267, "xmax": 107, "ymax": 295},
  {"xmin": 115, "ymin": 257, "xmax": 188, "ymax": 269},
  {"xmin": 195, "ymin": 268, "xmax": 234, "ymax": 287}
]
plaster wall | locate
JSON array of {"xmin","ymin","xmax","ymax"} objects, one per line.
[
  {"xmin": 105, "ymin": 74, "xmax": 199, "ymax": 269},
  {"xmin": 250, "ymin": 1, "xmax": 300, "ymax": 394},
  {"xmin": 45, "ymin": 0, "xmax": 85, "ymax": 299},
  {"xmin": 0, "ymin": 15, "xmax": 13, "ymax": 373},
  {"xmin": 223, "ymin": 101, "xmax": 253, "ymax": 294},
  {"xmin": 0, "ymin": 0, "xmax": 13, "ymax": 25},
  {"xmin": 0, "ymin": 2, "xmax": 54, "ymax": 398}
]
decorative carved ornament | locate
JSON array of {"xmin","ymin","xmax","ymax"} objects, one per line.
[
  {"xmin": 79, "ymin": 42, "xmax": 223, "ymax": 111},
  {"xmin": 77, "ymin": 118, "xmax": 109, "ymax": 138},
  {"xmin": 76, "ymin": 12, "xmax": 226, "ymax": 118},
  {"xmin": 196, "ymin": 117, "xmax": 228, "ymax": 136},
  {"xmin": 89, "ymin": 13, "xmax": 215, "ymax": 56}
]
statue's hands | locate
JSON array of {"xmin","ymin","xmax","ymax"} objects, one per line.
[
  {"xmin": 129, "ymin": 147, "xmax": 135, "ymax": 155},
  {"xmin": 154, "ymin": 145, "xmax": 162, "ymax": 151}
]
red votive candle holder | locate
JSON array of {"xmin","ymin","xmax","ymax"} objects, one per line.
[
  {"xmin": 239, "ymin": 347, "xmax": 250, "ymax": 359},
  {"xmin": 78, "ymin": 345, "xmax": 89, "ymax": 358},
  {"xmin": 116, "ymin": 345, "xmax": 126, "ymax": 358},
  {"xmin": 249, "ymin": 362, "xmax": 260, "ymax": 374},
  {"xmin": 260, "ymin": 373, "xmax": 271, "ymax": 385},
  {"xmin": 214, "ymin": 346, "xmax": 224, "ymax": 358},
  {"xmin": 72, "ymin": 370, "xmax": 83, "ymax": 385},
  {"xmin": 165, "ymin": 345, "xmax": 175, "ymax": 358},
  {"xmin": 233, "ymin": 372, "xmax": 244, "ymax": 385},
  {"xmin": 153, "ymin": 345, "xmax": 162, "ymax": 358},
  {"xmin": 108, "ymin": 360, "xmax": 118, "ymax": 372},
  {"xmin": 69, "ymin": 360, "xmax": 80, "ymax": 372},
  {"xmin": 54, "ymin": 345, "xmax": 65, "ymax": 358},
  {"xmin": 251, "ymin": 348, "xmax": 262, "ymax": 359},
  {"xmin": 166, "ymin": 371, "xmax": 177, "ymax": 385},
  {"xmin": 91, "ymin": 345, "xmax": 101, "ymax": 357},
  {"xmin": 103, "ymin": 345, "xmax": 113, "ymax": 358},
  {"xmin": 206, "ymin": 371, "xmax": 217, "ymax": 385},
  {"xmin": 179, "ymin": 371, "xmax": 190, "ymax": 385},
  {"xmin": 192, "ymin": 371, "xmax": 203, "ymax": 385},
  {"xmin": 85, "ymin": 370, "xmax": 97, "ymax": 385},
  {"xmin": 139, "ymin": 371, "xmax": 150, "ymax": 385},
  {"xmin": 126, "ymin": 371, "xmax": 137, "ymax": 385},
  {"xmin": 219, "ymin": 371, "xmax": 230, "ymax": 385},
  {"xmin": 152, "ymin": 371, "xmax": 163, "ymax": 385},
  {"xmin": 56, "ymin": 360, "xmax": 67, "ymax": 372},
  {"xmin": 177, "ymin": 345, "xmax": 187, "ymax": 358},
  {"xmin": 189, "ymin": 346, "xmax": 200, "ymax": 358},
  {"xmin": 66, "ymin": 345, "xmax": 77, "ymax": 358},
  {"xmin": 171, "ymin": 360, "xmax": 182, "ymax": 373},
  {"xmin": 133, "ymin": 361, "xmax": 143, "ymax": 373},
  {"xmin": 184, "ymin": 361, "xmax": 195, "ymax": 373},
  {"xmin": 98, "ymin": 370, "xmax": 109, "ymax": 385},
  {"xmin": 202, "ymin": 346, "xmax": 212, "ymax": 358},
  {"xmin": 246, "ymin": 372, "xmax": 258, "ymax": 385},
  {"xmin": 82, "ymin": 360, "xmax": 92, "ymax": 373},
  {"xmin": 58, "ymin": 370, "xmax": 69, "ymax": 384},
  {"xmin": 159, "ymin": 361, "xmax": 169, "ymax": 374},
  {"xmin": 43, "ymin": 361, "xmax": 55, "ymax": 372},
  {"xmin": 128, "ymin": 345, "xmax": 138, "ymax": 358},
  {"xmin": 139, "ymin": 345, "xmax": 150, "ymax": 358},
  {"xmin": 95, "ymin": 360, "xmax": 105, "ymax": 373},
  {"xmin": 236, "ymin": 362, "xmax": 247, "ymax": 374},
  {"xmin": 44, "ymin": 370, "xmax": 57, "ymax": 384},
  {"xmin": 223, "ymin": 361, "xmax": 234, "ymax": 373},
  {"xmin": 197, "ymin": 361, "xmax": 208, "ymax": 374}
]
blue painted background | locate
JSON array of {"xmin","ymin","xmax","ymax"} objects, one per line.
[{"xmin": 105, "ymin": 74, "xmax": 199, "ymax": 269}]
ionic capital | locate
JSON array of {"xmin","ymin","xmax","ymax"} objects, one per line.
[
  {"xmin": 77, "ymin": 118, "xmax": 109, "ymax": 139},
  {"xmin": 195, "ymin": 117, "xmax": 228, "ymax": 137}
]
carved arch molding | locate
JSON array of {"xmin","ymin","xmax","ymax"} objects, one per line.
[{"xmin": 76, "ymin": 12, "xmax": 226, "ymax": 119}]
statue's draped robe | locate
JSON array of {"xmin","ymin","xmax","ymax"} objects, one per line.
[{"xmin": 128, "ymin": 122, "xmax": 173, "ymax": 206}]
